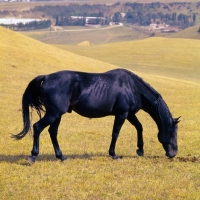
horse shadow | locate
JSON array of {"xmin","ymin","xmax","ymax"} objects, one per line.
[
  {"xmin": 0, "ymin": 153, "xmax": 95, "ymax": 165},
  {"xmin": 0, "ymin": 153, "xmax": 166, "ymax": 165}
]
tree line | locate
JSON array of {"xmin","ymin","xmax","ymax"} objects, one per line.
[
  {"xmin": 30, "ymin": 3, "xmax": 197, "ymax": 28},
  {"xmin": 31, "ymin": 4, "xmax": 108, "ymax": 19},
  {"xmin": 55, "ymin": 15, "xmax": 109, "ymax": 26},
  {"xmin": 115, "ymin": 11, "xmax": 196, "ymax": 27},
  {"xmin": 122, "ymin": 2, "xmax": 196, "ymax": 27},
  {"xmin": 1, "ymin": 20, "xmax": 51, "ymax": 31}
]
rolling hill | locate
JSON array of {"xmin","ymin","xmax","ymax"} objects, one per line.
[
  {"xmin": 21, "ymin": 25, "xmax": 150, "ymax": 45},
  {"xmin": 0, "ymin": 24, "xmax": 116, "ymax": 150},
  {"xmin": 154, "ymin": 24, "xmax": 200, "ymax": 40},
  {"xmin": 0, "ymin": 25, "xmax": 116, "ymax": 128},
  {"xmin": 55, "ymin": 37, "xmax": 200, "ymax": 84}
]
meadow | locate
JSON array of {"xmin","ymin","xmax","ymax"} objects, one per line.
[
  {"xmin": 54, "ymin": 36, "xmax": 200, "ymax": 83},
  {"xmin": 21, "ymin": 25, "xmax": 151, "ymax": 45},
  {"xmin": 0, "ymin": 25, "xmax": 200, "ymax": 199}
]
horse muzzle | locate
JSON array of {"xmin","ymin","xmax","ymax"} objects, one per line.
[
  {"xmin": 163, "ymin": 144, "xmax": 177, "ymax": 158},
  {"xmin": 166, "ymin": 151, "xmax": 177, "ymax": 158}
]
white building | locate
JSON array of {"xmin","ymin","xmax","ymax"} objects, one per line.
[{"xmin": 0, "ymin": 18, "xmax": 40, "ymax": 25}]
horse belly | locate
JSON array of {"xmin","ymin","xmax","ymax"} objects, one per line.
[{"xmin": 71, "ymin": 99, "xmax": 114, "ymax": 118}]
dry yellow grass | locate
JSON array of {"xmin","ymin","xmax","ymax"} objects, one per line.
[
  {"xmin": 55, "ymin": 37, "xmax": 200, "ymax": 84},
  {"xmin": 0, "ymin": 26, "xmax": 200, "ymax": 199}
]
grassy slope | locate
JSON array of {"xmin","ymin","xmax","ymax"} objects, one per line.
[
  {"xmin": 22, "ymin": 25, "xmax": 150, "ymax": 45},
  {"xmin": 169, "ymin": 25, "xmax": 200, "ymax": 39},
  {"xmin": 55, "ymin": 37, "xmax": 200, "ymax": 83},
  {"xmin": 154, "ymin": 25, "xmax": 200, "ymax": 40},
  {"xmin": 0, "ymin": 26, "xmax": 200, "ymax": 199}
]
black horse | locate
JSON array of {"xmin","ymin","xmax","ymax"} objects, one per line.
[{"xmin": 12, "ymin": 69, "xmax": 180, "ymax": 164}]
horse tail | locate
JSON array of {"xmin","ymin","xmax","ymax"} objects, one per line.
[{"xmin": 12, "ymin": 75, "xmax": 45, "ymax": 140}]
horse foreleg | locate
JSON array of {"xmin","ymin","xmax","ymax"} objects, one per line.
[
  {"xmin": 48, "ymin": 116, "xmax": 66, "ymax": 161},
  {"xmin": 127, "ymin": 114, "xmax": 144, "ymax": 156},
  {"xmin": 109, "ymin": 113, "xmax": 127, "ymax": 159},
  {"xmin": 28, "ymin": 113, "xmax": 57, "ymax": 165}
]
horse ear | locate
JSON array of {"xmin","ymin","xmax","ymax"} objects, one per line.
[{"xmin": 173, "ymin": 116, "xmax": 181, "ymax": 126}]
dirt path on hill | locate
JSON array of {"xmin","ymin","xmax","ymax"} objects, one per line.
[
  {"xmin": 38, "ymin": 23, "xmax": 123, "ymax": 43},
  {"xmin": 101, "ymin": 31, "xmax": 113, "ymax": 44}
]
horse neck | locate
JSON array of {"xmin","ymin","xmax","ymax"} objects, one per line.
[
  {"xmin": 133, "ymin": 74, "xmax": 172, "ymax": 131},
  {"xmin": 141, "ymin": 95, "xmax": 172, "ymax": 132}
]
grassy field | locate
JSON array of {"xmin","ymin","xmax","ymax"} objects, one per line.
[
  {"xmin": 22, "ymin": 25, "xmax": 150, "ymax": 45},
  {"xmin": 0, "ymin": 26, "xmax": 200, "ymax": 199},
  {"xmin": 154, "ymin": 24, "xmax": 200, "ymax": 39},
  {"xmin": 21, "ymin": 23, "xmax": 200, "ymax": 46},
  {"xmin": 54, "ymin": 37, "xmax": 200, "ymax": 84}
]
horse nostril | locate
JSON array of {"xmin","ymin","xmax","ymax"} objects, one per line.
[
  {"xmin": 166, "ymin": 151, "xmax": 177, "ymax": 159},
  {"xmin": 169, "ymin": 155, "xmax": 175, "ymax": 159}
]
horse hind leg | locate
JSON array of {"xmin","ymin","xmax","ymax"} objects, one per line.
[
  {"xmin": 48, "ymin": 116, "xmax": 66, "ymax": 161},
  {"xmin": 28, "ymin": 113, "xmax": 58, "ymax": 165}
]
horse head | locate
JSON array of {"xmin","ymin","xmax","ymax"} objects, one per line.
[{"xmin": 158, "ymin": 117, "xmax": 181, "ymax": 158}]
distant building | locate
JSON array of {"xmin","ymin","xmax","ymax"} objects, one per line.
[
  {"xmin": 71, "ymin": 16, "xmax": 106, "ymax": 26},
  {"xmin": 0, "ymin": 0, "xmax": 30, "ymax": 2},
  {"xmin": 148, "ymin": 23, "xmax": 180, "ymax": 33},
  {"xmin": 149, "ymin": 23, "xmax": 168, "ymax": 30},
  {"xmin": 0, "ymin": 18, "xmax": 41, "ymax": 25}
]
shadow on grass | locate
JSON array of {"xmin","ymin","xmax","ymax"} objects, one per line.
[
  {"xmin": 0, "ymin": 153, "xmax": 110, "ymax": 164},
  {"xmin": 0, "ymin": 153, "xmax": 142, "ymax": 165},
  {"xmin": 0, "ymin": 154, "xmax": 199, "ymax": 165}
]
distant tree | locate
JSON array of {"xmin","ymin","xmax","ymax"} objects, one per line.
[
  {"xmin": 178, "ymin": 13, "xmax": 184, "ymax": 22},
  {"xmin": 113, "ymin": 12, "xmax": 121, "ymax": 23},
  {"xmin": 105, "ymin": 16, "xmax": 111, "ymax": 25},
  {"xmin": 157, "ymin": 12, "xmax": 164, "ymax": 22},
  {"xmin": 172, "ymin": 12, "xmax": 177, "ymax": 22},
  {"xmin": 55, "ymin": 15, "xmax": 59, "ymax": 26},
  {"xmin": 125, "ymin": 11, "xmax": 135, "ymax": 23},
  {"xmin": 193, "ymin": 13, "xmax": 196, "ymax": 23},
  {"xmin": 151, "ymin": 13, "xmax": 156, "ymax": 22}
]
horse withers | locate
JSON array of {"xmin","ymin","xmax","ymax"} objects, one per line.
[{"xmin": 12, "ymin": 69, "xmax": 180, "ymax": 164}]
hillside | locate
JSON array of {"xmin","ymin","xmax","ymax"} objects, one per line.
[
  {"xmin": 0, "ymin": 26, "xmax": 115, "ymax": 77},
  {"xmin": 55, "ymin": 37, "xmax": 200, "ymax": 84},
  {"xmin": 0, "ymin": 25, "xmax": 116, "ymax": 140},
  {"xmin": 168, "ymin": 24, "xmax": 200, "ymax": 39},
  {"xmin": 153, "ymin": 24, "xmax": 200, "ymax": 40},
  {"xmin": 21, "ymin": 25, "xmax": 150, "ymax": 45}
]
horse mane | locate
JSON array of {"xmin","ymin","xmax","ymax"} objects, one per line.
[
  {"xmin": 152, "ymin": 96, "xmax": 173, "ymax": 131},
  {"xmin": 129, "ymin": 71, "xmax": 173, "ymax": 130},
  {"xmin": 130, "ymin": 72, "xmax": 161, "ymax": 99}
]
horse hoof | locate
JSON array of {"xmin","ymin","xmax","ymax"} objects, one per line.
[
  {"xmin": 112, "ymin": 155, "xmax": 122, "ymax": 160},
  {"xmin": 28, "ymin": 156, "xmax": 35, "ymax": 165},
  {"xmin": 136, "ymin": 150, "xmax": 144, "ymax": 157},
  {"xmin": 61, "ymin": 156, "xmax": 67, "ymax": 162}
]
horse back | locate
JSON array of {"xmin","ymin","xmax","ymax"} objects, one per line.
[{"xmin": 40, "ymin": 69, "xmax": 140, "ymax": 117}]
